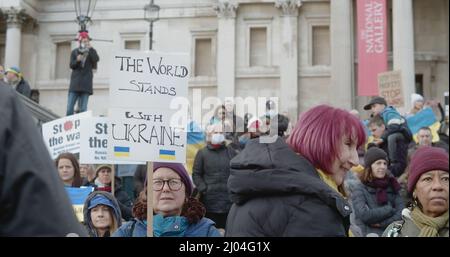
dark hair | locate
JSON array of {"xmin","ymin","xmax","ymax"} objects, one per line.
[
  {"xmin": 368, "ymin": 114, "xmax": 384, "ymax": 127},
  {"xmin": 55, "ymin": 152, "xmax": 83, "ymax": 187}
]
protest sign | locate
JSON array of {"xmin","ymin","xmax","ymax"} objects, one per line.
[
  {"xmin": 109, "ymin": 51, "xmax": 190, "ymax": 237},
  {"xmin": 42, "ymin": 111, "xmax": 92, "ymax": 159},
  {"xmin": 378, "ymin": 70, "xmax": 404, "ymax": 108},
  {"xmin": 80, "ymin": 116, "xmax": 145, "ymax": 165},
  {"xmin": 65, "ymin": 186, "xmax": 94, "ymax": 222},
  {"xmin": 109, "ymin": 51, "xmax": 189, "ymax": 110},
  {"xmin": 108, "ymin": 108, "xmax": 186, "ymax": 163},
  {"xmin": 108, "ymin": 51, "xmax": 189, "ymax": 163}
]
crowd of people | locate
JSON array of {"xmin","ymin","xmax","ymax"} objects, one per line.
[{"xmin": 1, "ymin": 75, "xmax": 448, "ymax": 237}]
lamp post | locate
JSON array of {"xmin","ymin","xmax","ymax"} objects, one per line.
[
  {"xmin": 74, "ymin": 0, "xmax": 97, "ymax": 32},
  {"xmin": 144, "ymin": 0, "xmax": 160, "ymax": 50}
]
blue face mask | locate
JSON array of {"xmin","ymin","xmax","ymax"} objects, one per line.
[{"xmin": 153, "ymin": 214, "xmax": 189, "ymax": 237}]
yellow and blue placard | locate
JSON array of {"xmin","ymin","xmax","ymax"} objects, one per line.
[
  {"xmin": 65, "ymin": 186, "xmax": 94, "ymax": 222},
  {"xmin": 186, "ymin": 121, "xmax": 206, "ymax": 175},
  {"xmin": 406, "ymin": 107, "xmax": 440, "ymax": 143}
]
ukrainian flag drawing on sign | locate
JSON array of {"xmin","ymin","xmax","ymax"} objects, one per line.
[
  {"xmin": 114, "ymin": 146, "xmax": 130, "ymax": 157},
  {"xmin": 406, "ymin": 107, "xmax": 441, "ymax": 143},
  {"xmin": 159, "ymin": 149, "xmax": 176, "ymax": 160},
  {"xmin": 65, "ymin": 186, "xmax": 94, "ymax": 222}
]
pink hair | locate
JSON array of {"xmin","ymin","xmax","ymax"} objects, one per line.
[{"xmin": 287, "ymin": 105, "xmax": 366, "ymax": 174}]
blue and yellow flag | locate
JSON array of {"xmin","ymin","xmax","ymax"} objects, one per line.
[
  {"xmin": 65, "ymin": 186, "xmax": 94, "ymax": 222},
  {"xmin": 186, "ymin": 121, "xmax": 206, "ymax": 176},
  {"xmin": 406, "ymin": 107, "xmax": 440, "ymax": 143}
]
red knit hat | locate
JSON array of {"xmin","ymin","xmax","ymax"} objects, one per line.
[{"xmin": 407, "ymin": 146, "xmax": 449, "ymax": 193}]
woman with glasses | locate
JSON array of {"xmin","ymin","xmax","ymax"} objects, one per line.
[
  {"xmin": 113, "ymin": 162, "xmax": 222, "ymax": 237},
  {"xmin": 226, "ymin": 105, "xmax": 366, "ymax": 236}
]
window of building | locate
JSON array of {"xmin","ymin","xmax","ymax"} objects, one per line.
[
  {"xmin": 312, "ymin": 26, "xmax": 330, "ymax": 66},
  {"xmin": 195, "ymin": 38, "xmax": 213, "ymax": 76},
  {"xmin": 124, "ymin": 40, "xmax": 141, "ymax": 50},
  {"xmin": 55, "ymin": 42, "xmax": 71, "ymax": 79},
  {"xmin": 250, "ymin": 27, "xmax": 267, "ymax": 67}
]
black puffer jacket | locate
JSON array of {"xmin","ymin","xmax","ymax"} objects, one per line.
[
  {"xmin": 192, "ymin": 144, "xmax": 237, "ymax": 213},
  {"xmin": 225, "ymin": 137, "xmax": 352, "ymax": 237}
]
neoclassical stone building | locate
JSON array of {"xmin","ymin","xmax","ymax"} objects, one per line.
[{"xmin": 0, "ymin": 0, "xmax": 448, "ymax": 122}]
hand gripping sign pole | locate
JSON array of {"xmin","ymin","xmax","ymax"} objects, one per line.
[{"xmin": 147, "ymin": 162, "xmax": 154, "ymax": 237}]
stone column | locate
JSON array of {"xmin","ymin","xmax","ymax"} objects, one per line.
[
  {"xmin": 393, "ymin": 0, "xmax": 415, "ymax": 113},
  {"xmin": 275, "ymin": 0, "xmax": 300, "ymax": 121},
  {"xmin": 330, "ymin": 0, "xmax": 353, "ymax": 110},
  {"xmin": 214, "ymin": 1, "xmax": 238, "ymax": 100},
  {"xmin": 3, "ymin": 7, "xmax": 26, "ymax": 69}
]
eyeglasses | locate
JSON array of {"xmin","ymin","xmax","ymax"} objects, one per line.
[{"xmin": 153, "ymin": 178, "xmax": 183, "ymax": 191}]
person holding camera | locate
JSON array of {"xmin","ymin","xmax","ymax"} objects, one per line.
[{"xmin": 67, "ymin": 31, "xmax": 99, "ymax": 116}]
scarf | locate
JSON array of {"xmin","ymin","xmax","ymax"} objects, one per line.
[
  {"xmin": 153, "ymin": 214, "xmax": 189, "ymax": 237},
  {"xmin": 365, "ymin": 176, "xmax": 400, "ymax": 205},
  {"xmin": 317, "ymin": 169, "xmax": 347, "ymax": 198},
  {"xmin": 411, "ymin": 208, "xmax": 449, "ymax": 237}
]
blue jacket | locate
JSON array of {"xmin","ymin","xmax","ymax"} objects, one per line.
[
  {"xmin": 112, "ymin": 217, "xmax": 222, "ymax": 237},
  {"xmin": 380, "ymin": 106, "xmax": 412, "ymax": 142}
]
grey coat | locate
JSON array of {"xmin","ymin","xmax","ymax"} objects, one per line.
[
  {"xmin": 192, "ymin": 144, "xmax": 237, "ymax": 213},
  {"xmin": 352, "ymin": 180, "xmax": 404, "ymax": 236},
  {"xmin": 225, "ymin": 137, "xmax": 352, "ymax": 237}
]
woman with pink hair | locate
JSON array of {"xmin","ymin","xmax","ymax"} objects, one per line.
[{"xmin": 225, "ymin": 105, "xmax": 366, "ymax": 236}]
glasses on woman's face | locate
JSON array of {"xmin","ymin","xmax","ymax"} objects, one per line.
[{"xmin": 153, "ymin": 178, "xmax": 183, "ymax": 191}]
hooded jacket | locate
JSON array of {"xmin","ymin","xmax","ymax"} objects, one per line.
[
  {"xmin": 225, "ymin": 137, "xmax": 352, "ymax": 237},
  {"xmin": 0, "ymin": 83, "xmax": 87, "ymax": 236},
  {"xmin": 83, "ymin": 191, "xmax": 122, "ymax": 237}
]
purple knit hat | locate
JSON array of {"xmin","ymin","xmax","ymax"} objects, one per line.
[
  {"xmin": 145, "ymin": 162, "xmax": 193, "ymax": 196},
  {"xmin": 407, "ymin": 146, "xmax": 449, "ymax": 193}
]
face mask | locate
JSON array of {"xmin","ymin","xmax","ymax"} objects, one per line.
[
  {"xmin": 80, "ymin": 43, "xmax": 86, "ymax": 49},
  {"xmin": 211, "ymin": 133, "xmax": 225, "ymax": 145},
  {"xmin": 267, "ymin": 110, "xmax": 277, "ymax": 117}
]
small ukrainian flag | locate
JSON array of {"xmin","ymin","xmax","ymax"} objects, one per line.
[
  {"xmin": 114, "ymin": 146, "xmax": 130, "ymax": 157},
  {"xmin": 159, "ymin": 149, "xmax": 176, "ymax": 160}
]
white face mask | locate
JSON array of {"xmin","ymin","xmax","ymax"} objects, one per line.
[
  {"xmin": 211, "ymin": 133, "xmax": 225, "ymax": 145},
  {"xmin": 80, "ymin": 43, "xmax": 86, "ymax": 49},
  {"xmin": 267, "ymin": 110, "xmax": 277, "ymax": 117}
]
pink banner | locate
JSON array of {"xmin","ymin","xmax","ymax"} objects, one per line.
[{"xmin": 357, "ymin": 0, "xmax": 388, "ymax": 96}]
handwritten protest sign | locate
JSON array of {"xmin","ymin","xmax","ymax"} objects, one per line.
[
  {"xmin": 108, "ymin": 51, "xmax": 189, "ymax": 163},
  {"xmin": 42, "ymin": 111, "xmax": 92, "ymax": 159},
  {"xmin": 109, "ymin": 51, "xmax": 189, "ymax": 109},
  {"xmin": 378, "ymin": 70, "xmax": 404, "ymax": 108},
  {"xmin": 65, "ymin": 186, "xmax": 94, "ymax": 222},
  {"xmin": 80, "ymin": 117, "xmax": 145, "ymax": 165},
  {"xmin": 108, "ymin": 108, "xmax": 186, "ymax": 163}
]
